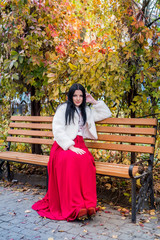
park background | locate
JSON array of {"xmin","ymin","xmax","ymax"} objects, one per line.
[{"xmin": 0, "ymin": 0, "xmax": 160, "ymax": 209}]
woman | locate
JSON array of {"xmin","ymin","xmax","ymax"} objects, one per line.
[{"xmin": 32, "ymin": 83, "xmax": 112, "ymax": 221}]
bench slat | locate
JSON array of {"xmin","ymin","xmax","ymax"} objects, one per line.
[
  {"xmin": 6, "ymin": 137, "xmax": 154, "ymax": 153},
  {"xmin": 95, "ymin": 162, "xmax": 139, "ymax": 178},
  {"xmin": 96, "ymin": 126, "xmax": 156, "ymax": 135},
  {"xmin": 0, "ymin": 151, "xmax": 138, "ymax": 178},
  {"xmin": 10, "ymin": 116, "xmax": 157, "ymax": 126},
  {"xmin": 8, "ymin": 129, "xmax": 53, "ymax": 137},
  {"xmin": 0, "ymin": 151, "xmax": 49, "ymax": 166},
  {"xmin": 85, "ymin": 142, "xmax": 154, "ymax": 154},
  {"xmin": 11, "ymin": 116, "xmax": 53, "ymax": 122},
  {"xmin": 9, "ymin": 122, "xmax": 52, "ymax": 130},
  {"xmin": 97, "ymin": 118, "xmax": 157, "ymax": 126},
  {"xmin": 95, "ymin": 164, "xmax": 138, "ymax": 176},
  {"xmin": 97, "ymin": 134, "xmax": 155, "ymax": 144},
  {"xmin": 7, "ymin": 130, "xmax": 154, "ymax": 145},
  {"xmin": 7, "ymin": 137, "xmax": 54, "ymax": 145},
  {"xmin": 9, "ymin": 123, "xmax": 156, "ymax": 136}
]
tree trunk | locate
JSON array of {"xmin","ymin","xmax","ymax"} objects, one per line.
[
  {"xmin": 31, "ymin": 85, "xmax": 42, "ymax": 154},
  {"xmin": 128, "ymin": 75, "xmax": 136, "ymax": 163}
]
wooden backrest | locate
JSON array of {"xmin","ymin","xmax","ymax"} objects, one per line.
[
  {"xmin": 86, "ymin": 118, "xmax": 157, "ymax": 155},
  {"xmin": 7, "ymin": 116, "xmax": 157, "ymax": 155},
  {"xmin": 7, "ymin": 116, "xmax": 53, "ymax": 145}
]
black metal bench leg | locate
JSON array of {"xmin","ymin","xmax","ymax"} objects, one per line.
[
  {"xmin": 0, "ymin": 160, "xmax": 5, "ymax": 179},
  {"xmin": 7, "ymin": 161, "xmax": 11, "ymax": 181},
  {"xmin": 149, "ymin": 173, "xmax": 155, "ymax": 208},
  {"xmin": 131, "ymin": 178, "xmax": 136, "ymax": 223},
  {"xmin": 46, "ymin": 167, "xmax": 48, "ymax": 191}
]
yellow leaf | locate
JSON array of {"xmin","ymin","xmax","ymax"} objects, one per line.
[
  {"xmin": 148, "ymin": 67, "xmax": 156, "ymax": 72},
  {"xmin": 105, "ymin": 183, "xmax": 111, "ymax": 190},
  {"xmin": 48, "ymin": 78, "xmax": 56, "ymax": 83},
  {"xmin": 137, "ymin": 179, "xmax": 141, "ymax": 186},
  {"xmin": 101, "ymin": 206, "xmax": 106, "ymax": 210},
  {"xmin": 47, "ymin": 73, "xmax": 56, "ymax": 78},
  {"xmin": 149, "ymin": 209, "xmax": 156, "ymax": 215},
  {"xmin": 83, "ymin": 57, "xmax": 89, "ymax": 63},
  {"xmin": 139, "ymin": 33, "xmax": 144, "ymax": 43},
  {"xmin": 68, "ymin": 63, "xmax": 77, "ymax": 70}
]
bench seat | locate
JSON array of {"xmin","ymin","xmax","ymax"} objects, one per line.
[{"xmin": 0, "ymin": 151, "xmax": 139, "ymax": 179}]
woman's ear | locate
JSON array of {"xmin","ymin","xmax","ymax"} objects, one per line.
[{"xmin": 66, "ymin": 95, "xmax": 68, "ymax": 101}]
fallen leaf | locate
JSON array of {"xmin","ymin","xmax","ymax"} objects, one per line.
[
  {"xmin": 150, "ymin": 216, "xmax": 157, "ymax": 219},
  {"xmin": 9, "ymin": 211, "xmax": 16, "ymax": 216},
  {"xmin": 105, "ymin": 211, "xmax": 111, "ymax": 213},
  {"xmin": 139, "ymin": 218, "xmax": 146, "ymax": 223},
  {"xmin": 157, "ymin": 226, "xmax": 160, "ymax": 229},
  {"xmin": 34, "ymin": 228, "xmax": 39, "ymax": 231},
  {"xmin": 154, "ymin": 234, "xmax": 160, "ymax": 237},
  {"xmin": 121, "ymin": 217, "xmax": 126, "ymax": 220},
  {"xmin": 139, "ymin": 223, "xmax": 144, "ymax": 227},
  {"xmin": 105, "ymin": 183, "xmax": 111, "ymax": 190},
  {"xmin": 102, "ymin": 232, "xmax": 107, "ymax": 235},
  {"xmin": 48, "ymin": 238, "xmax": 54, "ymax": 240},
  {"xmin": 101, "ymin": 207, "xmax": 106, "ymax": 210},
  {"xmin": 112, "ymin": 235, "xmax": 118, "ymax": 239},
  {"xmin": 25, "ymin": 210, "xmax": 31, "ymax": 213},
  {"xmin": 83, "ymin": 229, "xmax": 87, "ymax": 233},
  {"xmin": 149, "ymin": 209, "xmax": 155, "ymax": 215}
]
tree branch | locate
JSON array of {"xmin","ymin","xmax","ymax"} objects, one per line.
[{"xmin": 147, "ymin": 17, "xmax": 160, "ymax": 27}]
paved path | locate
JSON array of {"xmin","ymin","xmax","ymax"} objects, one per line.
[{"xmin": 0, "ymin": 181, "xmax": 160, "ymax": 240}]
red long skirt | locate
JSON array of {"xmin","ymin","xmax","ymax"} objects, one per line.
[{"xmin": 32, "ymin": 136, "xmax": 97, "ymax": 221}]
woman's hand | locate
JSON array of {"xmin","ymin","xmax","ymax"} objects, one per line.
[
  {"xmin": 69, "ymin": 146, "xmax": 86, "ymax": 155},
  {"xmin": 86, "ymin": 93, "xmax": 98, "ymax": 105}
]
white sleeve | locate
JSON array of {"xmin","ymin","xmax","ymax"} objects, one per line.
[
  {"xmin": 91, "ymin": 100, "xmax": 112, "ymax": 122},
  {"xmin": 52, "ymin": 105, "xmax": 75, "ymax": 150}
]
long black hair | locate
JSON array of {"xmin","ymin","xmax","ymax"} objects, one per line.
[{"xmin": 65, "ymin": 83, "xmax": 86, "ymax": 125}]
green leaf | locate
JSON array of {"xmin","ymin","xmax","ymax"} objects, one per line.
[
  {"xmin": 14, "ymin": 61, "xmax": 18, "ymax": 68},
  {"xmin": 12, "ymin": 73, "xmax": 19, "ymax": 80},
  {"xmin": 19, "ymin": 56, "xmax": 24, "ymax": 64},
  {"xmin": 10, "ymin": 51, "xmax": 18, "ymax": 56}
]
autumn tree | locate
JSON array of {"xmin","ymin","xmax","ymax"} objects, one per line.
[
  {"xmin": 47, "ymin": 0, "xmax": 160, "ymax": 118},
  {"xmin": 0, "ymin": 0, "xmax": 160, "ymax": 119}
]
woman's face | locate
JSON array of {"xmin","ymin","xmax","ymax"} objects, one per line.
[{"xmin": 72, "ymin": 90, "xmax": 83, "ymax": 107}]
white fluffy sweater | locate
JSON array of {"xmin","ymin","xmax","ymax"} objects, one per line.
[{"xmin": 52, "ymin": 101, "xmax": 112, "ymax": 150}]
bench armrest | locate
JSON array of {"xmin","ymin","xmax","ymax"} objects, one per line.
[{"xmin": 129, "ymin": 159, "xmax": 151, "ymax": 178}]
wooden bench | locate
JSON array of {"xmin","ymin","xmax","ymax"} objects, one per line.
[{"xmin": 0, "ymin": 116, "xmax": 157, "ymax": 223}]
